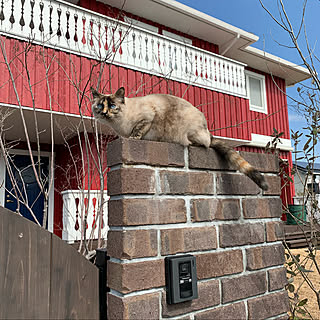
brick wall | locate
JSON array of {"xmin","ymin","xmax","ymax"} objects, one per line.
[{"xmin": 106, "ymin": 138, "xmax": 289, "ymax": 319}]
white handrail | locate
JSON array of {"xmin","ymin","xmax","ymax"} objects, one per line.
[{"xmin": 0, "ymin": 0, "xmax": 247, "ymax": 97}]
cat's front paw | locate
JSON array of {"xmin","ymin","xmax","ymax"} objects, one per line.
[{"xmin": 129, "ymin": 135, "xmax": 142, "ymax": 140}]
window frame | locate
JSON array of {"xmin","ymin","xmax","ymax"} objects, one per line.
[
  {"xmin": 162, "ymin": 30, "xmax": 193, "ymax": 45},
  {"xmin": 246, "ymin": 71, "xmax": 268, "ymax": 114},
  {"xmin": 124, "ymin": 17, "xmax": 159, "ymax": 33}
]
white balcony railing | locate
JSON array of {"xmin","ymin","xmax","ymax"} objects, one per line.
[
  {"xmin": 62, "ymin": 189, "xmax": 109, "ymax": 242},
  {"xmin": 0, "ymin": 0, "xmax": 247, "ymax": 97}
]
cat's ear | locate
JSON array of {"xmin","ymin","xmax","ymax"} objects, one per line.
[
  {"xmin": 91, "ymin": 87, "xmax": 101, "ymax": 99},
  {"xmin": 115, "ymin": 87, "xmax": 125, "ymax": 101}
]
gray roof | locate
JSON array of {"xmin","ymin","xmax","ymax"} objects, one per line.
[{"xmin": 293, "ymin": 161, "xmax": 320, "ymax": 173}]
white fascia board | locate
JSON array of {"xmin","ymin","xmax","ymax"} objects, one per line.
[
  {"xmin": 249, "ymin": 133, "xmax": 293, "ymax": 151},
  {"xmin": 245, "ymin": 46, "xmax": 310, "ymax": 76},
  {"xmin": 103, "ymin": 0, "xmax": 258, "ymax": 47},
  {"xmin": 212, "ymin": 135, "xmax": 251, "ymax": 148},
  {"xmin": 240, "ymin": 46, "xmax": 311, "ymax": 85},
  {"xmin": 151, "ymin": 0, "xmax": 259, "ymax": 42}
]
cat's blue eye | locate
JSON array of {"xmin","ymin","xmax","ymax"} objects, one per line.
[
  {"xmin": 97, "ymin": 103, "xmax": 104, "ymax": 110},
  {"xmin": 110, "ymin": 104, "xmax": 116, "ymax": 109}
]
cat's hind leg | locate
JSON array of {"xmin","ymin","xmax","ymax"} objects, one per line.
[
  {"xmin": 130, "ymin": 120, "xmax": 152, "ymax": 139},
  {"xmin": 188, "ymin": 130, "xmax": 211, "ymax": 148}
]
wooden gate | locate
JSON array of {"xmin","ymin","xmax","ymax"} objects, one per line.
[{"xmin": 0, "ymin": 206, "xmax": 99, "ymax": 319}]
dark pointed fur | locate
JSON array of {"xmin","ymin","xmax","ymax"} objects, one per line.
[{"xmin": 210, "ymin": 138, "xmax": 268, "ymax": 191}]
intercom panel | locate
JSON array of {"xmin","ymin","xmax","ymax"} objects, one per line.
[{"xmin": 165, "ymin": 255, "xmax": 198, "ymax": 304}]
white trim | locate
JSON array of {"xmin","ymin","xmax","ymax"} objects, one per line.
[
  {"xmin": 0, "ymin": 149, "xmax": 55, "ymax": 232},
  {"xmin": 244, "ymin": 46, "xmax": 310, "ymax": 82},
  {"xmin": 249, "ymin": 133, "xmax": 293, "ymax": 151},
  {"xmin": 0, "ymin": 102, "xmax": 92, "ymax": 120},
  {"xmin": 129, "ymin": 0, "xmax": 259, "ymax": 42},
  {"xmin": 212, "ymin": 135, "xmax": 251, "ymax": 148},
  {"xmin": 246, "ymin": 71, "xmax": 268, "ymax": 114}
]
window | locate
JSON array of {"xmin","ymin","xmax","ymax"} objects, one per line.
[
  {"xmin": 246, "ymin": 71, "xmax": 268, "ymax": 114},
  {"xmin": 124, "ymin": 17, "xmax": 159, "ymax": 33},
  {"xmin": 307, "ymin": 182, "xmax": 320, "ymax": 194},
  {"xmin": 162, "ymin": 30, "xmax": 193, "ymax": 45}
]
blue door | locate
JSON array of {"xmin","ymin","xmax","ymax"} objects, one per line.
[{"xmin": 5, "ymin": 155, "xmax": 49, "ymax": 226}]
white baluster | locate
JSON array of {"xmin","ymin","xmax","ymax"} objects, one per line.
[{"xmin": 0, "ymin": 0, "xmax": 247, "ymax": 98}]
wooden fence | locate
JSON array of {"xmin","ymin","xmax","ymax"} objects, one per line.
[{"xmin": 0, "ymin": 206, "xmax": 99, "ymax": 319}]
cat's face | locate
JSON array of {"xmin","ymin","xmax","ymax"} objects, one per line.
[{"xmin": 91, "ymin": 87, "xmax": 125, "ymax": 121}]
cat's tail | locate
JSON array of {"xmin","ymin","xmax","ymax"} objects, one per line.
[{"xmin": 210, "ymin": 137, "xmax": 269, "ymax": 191}]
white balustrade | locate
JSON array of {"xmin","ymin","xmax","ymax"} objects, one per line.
[
  {"xmin": 61, "ymin": 189, "xmax": 109, "ymax": 242},
  {"xmin": 0, "ymin": 0, "xmax": 247, "ymax": 97}
]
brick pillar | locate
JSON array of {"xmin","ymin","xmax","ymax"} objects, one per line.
[{"xmin": 106, "ymin": 138, "xmax": 289, "ymax": 320}]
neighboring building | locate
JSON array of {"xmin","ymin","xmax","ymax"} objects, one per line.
[
  {"xmin": 0, "ymin": 0, "xmax": 311, "ymax": 239},
  {"xmin": 291, "ymin": 161, "xmax": 320, "ymax": 224},
  {"xmin": 293, "ymin": 162, "xmax": 320, "ymax": 197}
]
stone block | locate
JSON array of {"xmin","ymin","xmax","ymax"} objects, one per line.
[
  {"xmin": 107, "ymin": 168, "xmax": 155, "ymax": 195},
  {"xmin": 188, "ymin": 146, "xmax": 234, "ymax": 170},
  {"xmin": 107, "ymin": 260, "xmax": 164, "ymax": 294},
  {"xmin": 190, "ymin": 198, "xmax": 240, "ymax": 222},
  {"xmin": 266, "ymin": 221, "xmax": 285, "ymax": 242},
  {"xmin": 108, "ymin": 198, "xmax": 187, "ymax": 226},
  {"xmin": 107, "ymin": 292, "xmax": 160, "ymax": 320},
  {"xmin": 159, "ymin": 171, "xmax": 214, "ymax": 195},
  {"xmin": 239, "ymin": 151, "xmax": 279, "ymax": 173},
  {"xmin": 107, "ymin": 138, "xmax": 185, "ymax": 167},
  {"xmin": 197, "ymin": 250, "xmax": 243, "ymax": 279},
  {"xmin": 160, "ymin": 227, "xmax": 217, "ymax": 255},
  {"xmin": 243, "ymin": 198, "xmax": 282, "ymax": 219},
  {"xmin": 268, "ymin": 267, "xmax": 288, "ymax": 291},
  {"xmin": 216, "ymin": 173, "xmax": 260, "ymax": 195},
  {"xmin": 107, "ymin": 229, "xmax": 158, "ymax": 259},
  {"xmin": 246, "ymin": 244, "xmax": 285, "ymax": 271},
  {"xmin": 221, "ymin": 272, "xmax": 267, "ymax": 303},
  {"xmin": 219, "ymin": 223, "xmax": 265, "ymax": 247},
  {"xmin": 247, "ymin": 291, "xmax": 289, "ymax": 319}
]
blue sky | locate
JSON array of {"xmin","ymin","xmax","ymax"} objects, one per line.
[{"xmin": 176, "ymin": 0, "xmax": 319, "ymax": 156}]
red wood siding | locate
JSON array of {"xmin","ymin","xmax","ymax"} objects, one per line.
[
  {"xmin": 0, "ymin": 34, "xmax": 293, "ymax": 236},
  {"xmin": 53, "ymin": 133, "xmax": 111, "ymax": 237},
  {"xmin": 0, "ymin": 37, "xmax": 290, "ymax": 140},
  {"xmin": 246, "ymin": 68, "xmax": 290, "ymax": 139}
]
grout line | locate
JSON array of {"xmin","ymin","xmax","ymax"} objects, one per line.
[
  {"xmin": 185, "ymin": 198, "xmax": 191, "ymax": 223},
  {"xmin": 154, "ymin": 168, "xmax": 161, "ymax": 195},
  {"xmin": 108, "ymin": 241, "xmax": 284, "ymax": 264},
  {"xmin": 244, "ymin": 299, "xmax": 249, "ymax": 320},
  {"xmin": 108, "ymin": 193, "xmax": 280, "ymax": 200},
  {"xmin": 108, "ymin": 218, "xmax": 284, "ymax": 231},
  {"xmin": 184, "ymin": 146, "xmax": 189, "ymax": 170},
  {"xmin": 157, "ymin": 229, "xmax": 162, "ymax": 258}
]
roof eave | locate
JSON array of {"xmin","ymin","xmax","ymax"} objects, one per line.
[
  {"xmin": 226, "ymin": 46, "xmax": 311, "ymax": 86},
  {"xmin": 93, "ymin": 0, "xmax": 311, "ymax": 85}
]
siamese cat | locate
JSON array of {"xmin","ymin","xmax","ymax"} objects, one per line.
[{"xmin": 91, "ymin": 87, "xmax": 268, "ymax": 190}]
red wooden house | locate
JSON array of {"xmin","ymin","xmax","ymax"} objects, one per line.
[{"xmin": 0, "ymin": 0, "xmax": 310, "ymax": 240}]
